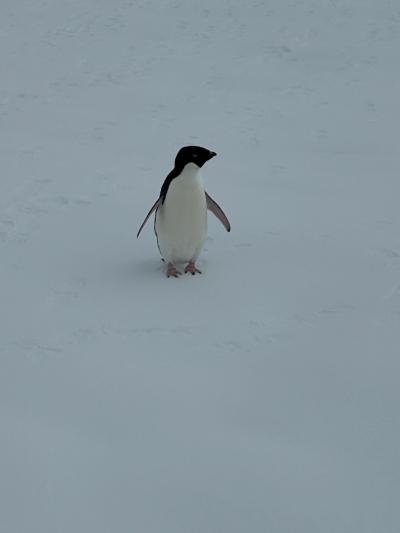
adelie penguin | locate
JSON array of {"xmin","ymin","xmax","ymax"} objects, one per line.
[{"xmin": 137, "ymin": 146, "xmax": 231, "ymax": 277}]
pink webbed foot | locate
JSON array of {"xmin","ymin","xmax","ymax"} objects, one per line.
[
  {"xmin": 166, "ymin": 263, "xmax": 182, "ymax": 278},
  {"xmin": 184, "ymin": 261, "xmax": 202, "ymax": 275}
]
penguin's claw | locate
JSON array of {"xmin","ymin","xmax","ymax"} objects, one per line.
[
  {"xmin": 184, "ymin": 262, "xmax": 202, "ymax": 275},
  {"xmin": 166, "ymin": 263, "xmax": 181, "ymax": 278}
]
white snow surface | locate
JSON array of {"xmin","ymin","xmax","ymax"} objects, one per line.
[{"xmin": 1, "ymin": 1, "xmax": 400, "ymax": 531}]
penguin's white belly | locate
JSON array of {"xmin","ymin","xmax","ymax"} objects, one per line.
[{"xmin": 155, "ymin": 168, "xmax": 207, "ymax": 263}]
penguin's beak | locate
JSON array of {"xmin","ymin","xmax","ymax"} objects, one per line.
[{"xmin": 209, "ymin": 151, "xmax": 217, "ymax": 158}]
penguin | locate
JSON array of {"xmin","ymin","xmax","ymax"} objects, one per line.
[{"xmin": 137, "ymin": 146, "xmax": 231, "ymax": 277}]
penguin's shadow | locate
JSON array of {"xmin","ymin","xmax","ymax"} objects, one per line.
[
  {"xmin": 106, "ymin": 256, "xmax": 207, "ymax": 285},
  {"xmin": 106, "ymin": 257, "xmax": 162, "ymax": 284},
  {"xmin": 132, "ymin": 257, "xmax": 164, "ymax": 280}
]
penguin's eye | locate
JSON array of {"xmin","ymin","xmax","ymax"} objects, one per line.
[{"xmin": 192, "ymin": 153, "xmax": 198, "ymax": 158}]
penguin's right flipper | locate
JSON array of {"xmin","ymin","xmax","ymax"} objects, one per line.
[
  {"xmin": 206, "ymin": 192, "xmax": 231, "ymax": 232},
  {"xmin": 137, "ymin": 197, "xmax": 161, "ymax": 238}
]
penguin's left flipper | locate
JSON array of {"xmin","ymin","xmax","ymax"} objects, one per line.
[
  {"xmin": 137, "ymin": 197, "xmax": 161, "ymax": 238},
  {"xmin": 206, "ymin": 192, "xmax": 231, "ymax": 232}
]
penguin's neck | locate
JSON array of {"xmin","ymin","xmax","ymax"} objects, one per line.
[{"xmin": 175, "ymin": 162, "xmax": 203, "ymax": 187}]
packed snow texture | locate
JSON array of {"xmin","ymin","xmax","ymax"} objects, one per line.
[{"xmin": 1, "ymin": 1, "xmax": 400, "ymax": 532}]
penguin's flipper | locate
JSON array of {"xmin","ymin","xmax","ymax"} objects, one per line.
[
  {"xmin": 137, "ymin": 197, "xmax": 161, "ymax": 238},
  {"xmin": 206, "ymin": 192, "xmax": 231, "ymax": 232}
]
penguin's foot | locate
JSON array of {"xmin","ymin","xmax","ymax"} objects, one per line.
[
  {"xmin": 184, "ymin": 262, "xmax": 202, "ymax": 275},
  {"xmin": 166, "ymin": 263, "xmax": 182, "ymax": 278}
]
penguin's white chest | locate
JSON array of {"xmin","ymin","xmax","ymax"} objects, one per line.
[{"xmin": 155, "ymin": 164, "xmax": 207, "ymax": 263}]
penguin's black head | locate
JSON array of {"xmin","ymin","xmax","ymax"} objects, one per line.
[{"xmin": 175, "ymin": 145, "xmax": 217, "ymax": 169}]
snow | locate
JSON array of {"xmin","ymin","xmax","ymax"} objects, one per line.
[{"xmin": 1, "ymin": 0, "xmax": 400, "ymax": 531}]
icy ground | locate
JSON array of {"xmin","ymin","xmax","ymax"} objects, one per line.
[{"xmin": 1, "ymin": 1, "xmax": 400, "ymax": 531}]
